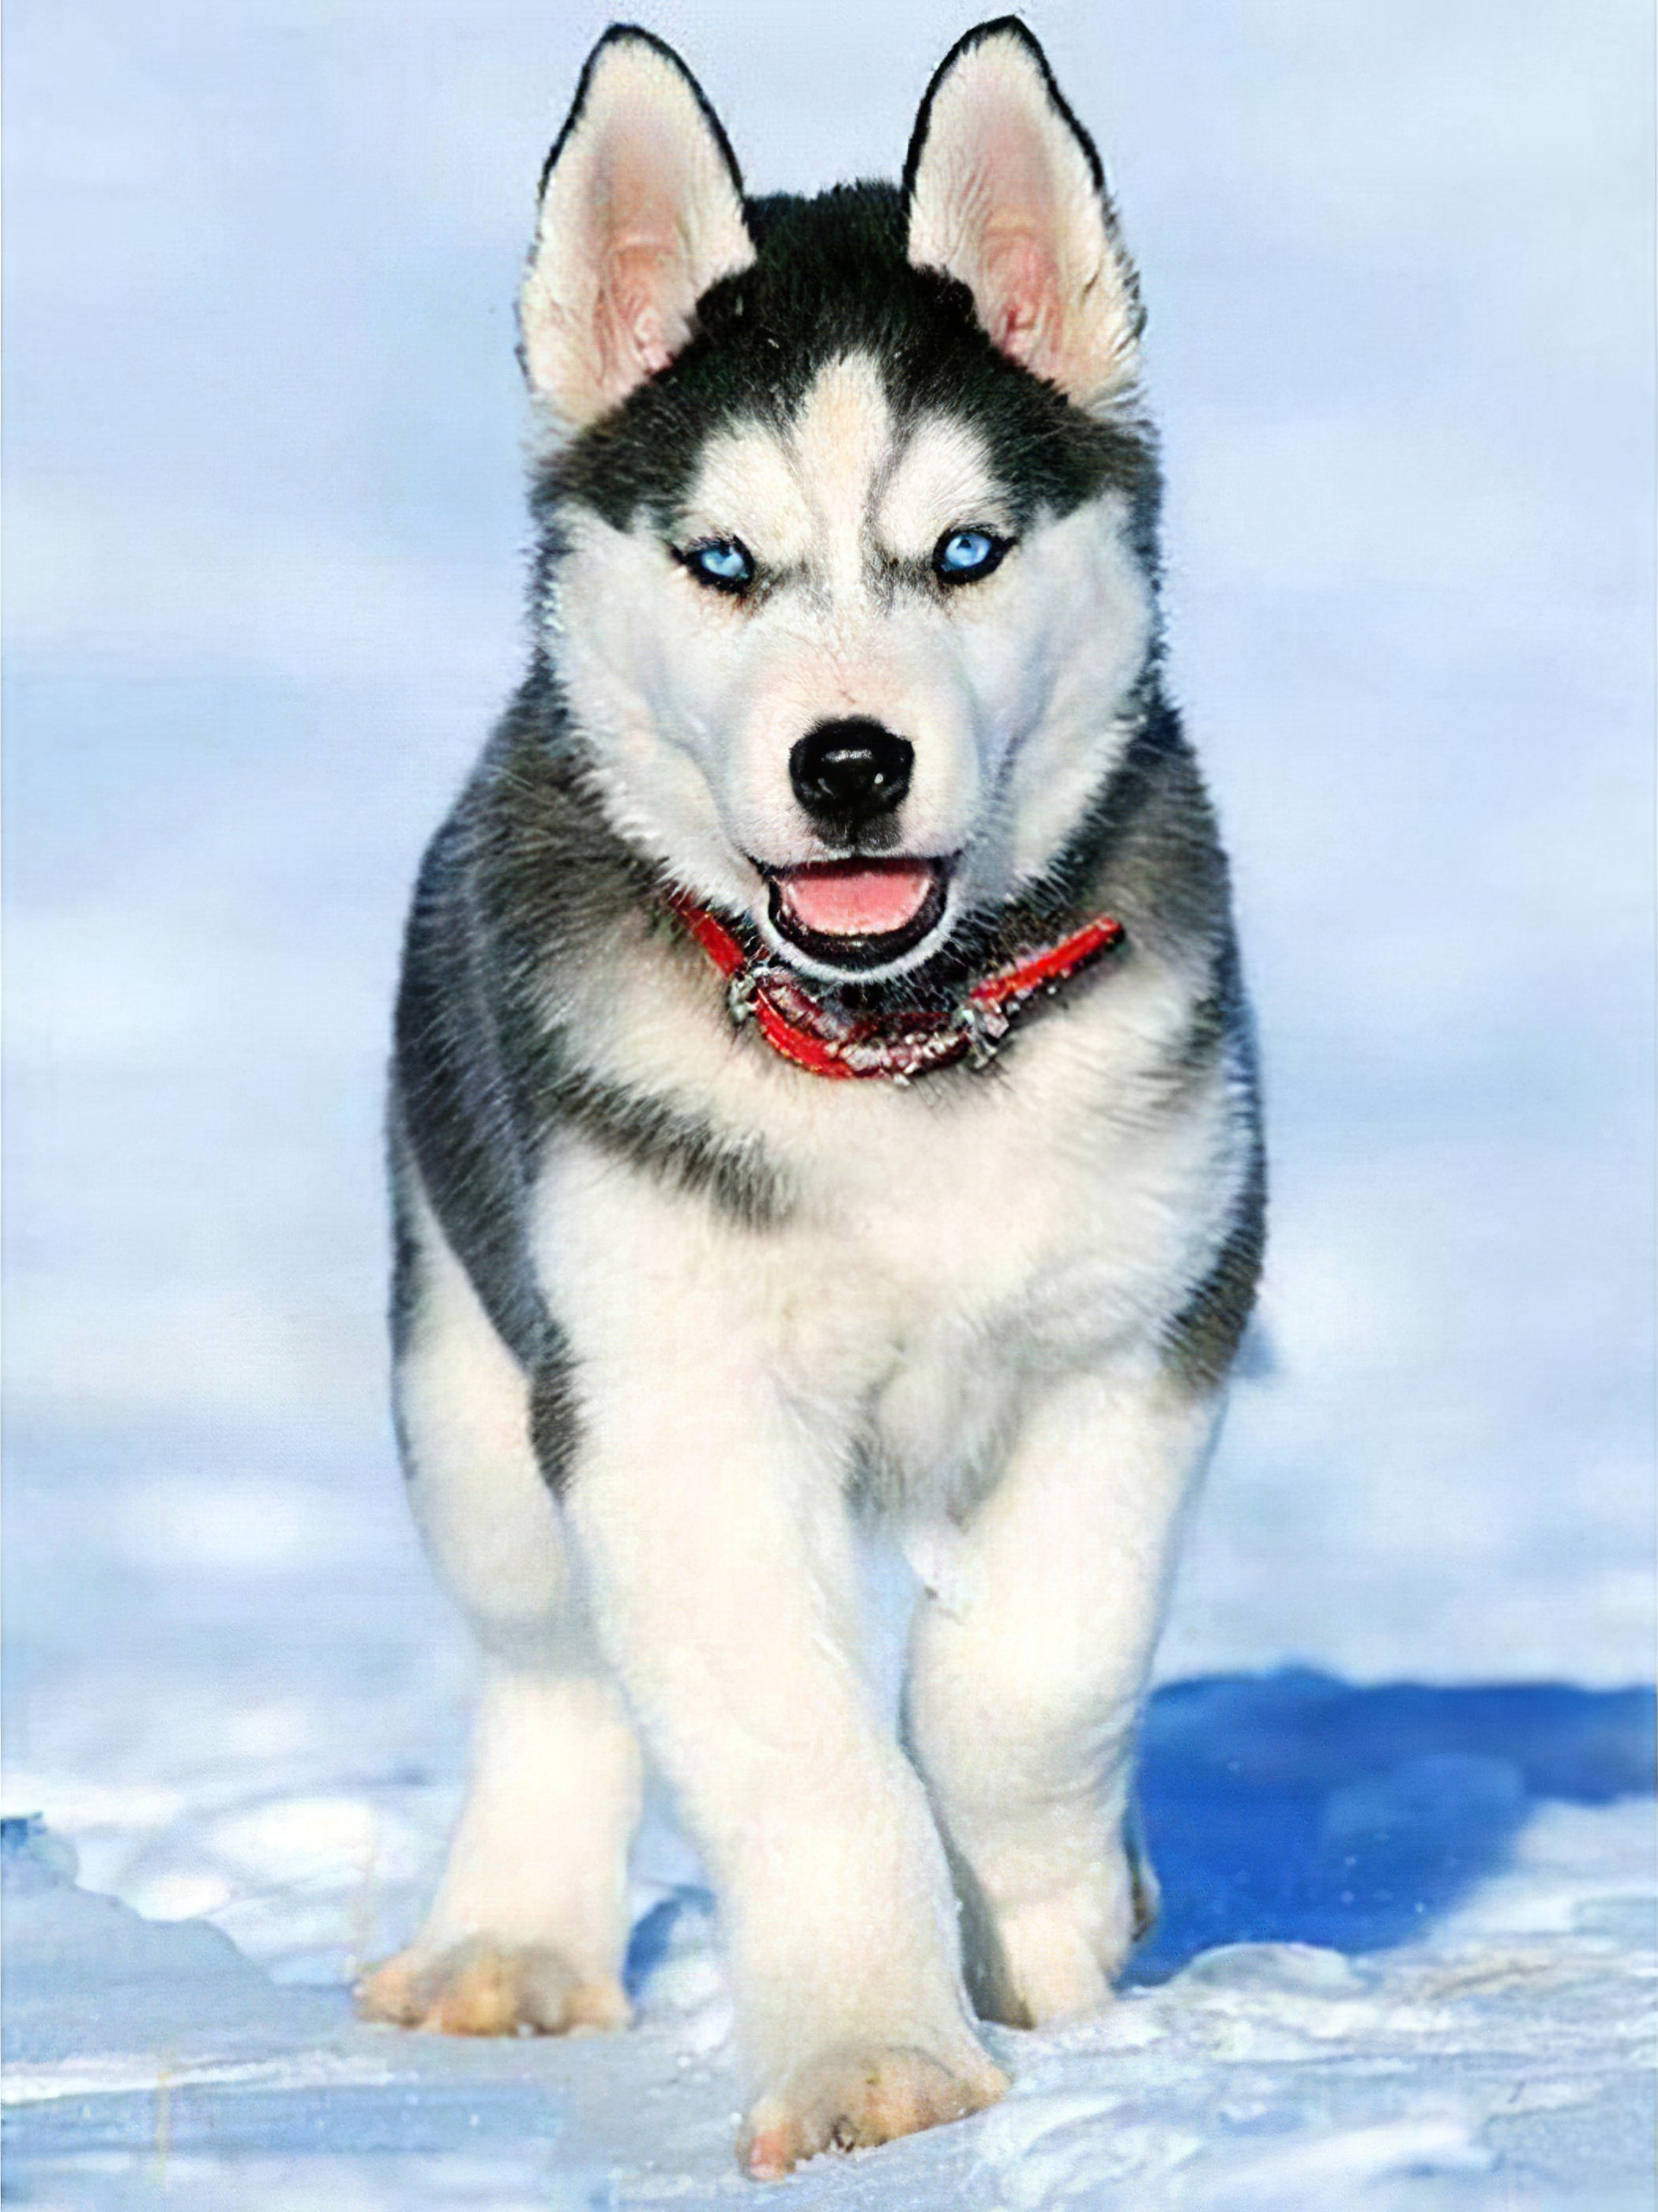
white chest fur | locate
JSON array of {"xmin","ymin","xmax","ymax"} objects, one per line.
[{"xmin": 531, "ymin": 923, "xmax": 1245, "ymax": 1515}]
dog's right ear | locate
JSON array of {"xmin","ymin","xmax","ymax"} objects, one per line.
[{"xmin": 519, "ymin": 28, "xmax": 753, "ymax": 427}]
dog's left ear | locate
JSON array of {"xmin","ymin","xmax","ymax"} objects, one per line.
[
  {"xmin": 520, "ymin": 28, "xmax": 754, "ymax": 427},
  {"xmin": 905, "ymin": 20, "xmax": 1141, "ymax": 410}
]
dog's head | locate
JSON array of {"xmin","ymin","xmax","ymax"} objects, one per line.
[{"xmin": 524, "ymin": 21, "xmax": 1160, "ymax": 984}]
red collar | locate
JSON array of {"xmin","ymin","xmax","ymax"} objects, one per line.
[{"xmin": 663, "ymin": 886, "xmax": 1124, "ymax": 1082}]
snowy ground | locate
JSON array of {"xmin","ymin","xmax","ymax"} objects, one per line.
[
  {"xmin": 4, "ymin": 1, "xmax": 1654, "ymax": 2206},
  {"xmin": 6, "ymin": 1680, "xmax": 1655, "ymax": 2210}
]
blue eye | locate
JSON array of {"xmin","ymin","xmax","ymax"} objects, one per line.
[
  {"xmin": 682, "ymin": 538, "xmax": 755, "ymax": 593},
  {"xmin": 934, "ymin": 528, "xmax": 1008, "ymax": 584}
]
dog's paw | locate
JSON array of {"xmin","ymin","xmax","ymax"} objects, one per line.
[
  {"xmin": 355, "ymin": 1941, "xmax": 629, "ymax": 2038},
  {"xmin": 977, "ymin": 1868, "xmax": 1151, "ymax": 2030},
  {"xmin": 966, "ymin": 1834, "xmax": 1157, "ymax": 2030},
  {"xmin": 740, "ymin": 2043, "xmax": 1006, "ymax": 2179},
  {"xmin": 985, "ymin": 1899, "xmax": 1113, "ymax": 2028},
  {"xmin": 1129, "ymin": 1828, "xmax": 1161, "ymax": 1946}
]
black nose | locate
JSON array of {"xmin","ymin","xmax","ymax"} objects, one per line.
[{"xmin": 789, "ymin": 719, "xmax": 914, "ymax": 833}]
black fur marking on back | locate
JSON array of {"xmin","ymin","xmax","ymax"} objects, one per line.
[
  {"xmin": 387, "ymin": 1113, "xmax": 423, "ymax": 1367},
  {"xmin": 394, "ymin": 805, "xmax": 558, "ymax": 1377},
  {"xmin": 391, "ymin": 674, "xmax": 796, "ymax": 1495},
  {"xmin": 953, "ymin": 689, "xmax": 1268, "ymax": 1375},
  {"xmin": 529, "ymin": 1341, "xmax": 582, "ymax": 1497},
  {"xmin": 1058, "ymin": 701, "xmax": 1266, "ymax": 1386},
  {"xmin": 546, "ymin": 1062, "xmax": 791, "ymax": 1230},
  {"xmin": 1165, "ymin": 1118, "xmax": 1268, "ymax": 1396}
]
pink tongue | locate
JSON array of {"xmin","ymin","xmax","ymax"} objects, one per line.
[{"xmin": 779, "ymin": 863, "xmax": 934, "ymax": 938}]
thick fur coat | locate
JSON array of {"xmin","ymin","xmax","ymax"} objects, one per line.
[{"xmin": 359, "ymin": 19, "xmax": 1264, "ymax": 2180}]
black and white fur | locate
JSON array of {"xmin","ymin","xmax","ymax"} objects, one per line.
[{"xmin": 360, "ymin": 19, "xmax": 1264, "ymax": 2178}]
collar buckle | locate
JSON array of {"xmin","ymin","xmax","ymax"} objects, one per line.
[
  {"xmin": 957, "ymin": 998, "xmax": 1011, "ymax": 1070},
  {"xmin": 726, "ymin": 969, "xmax": 761, "ymax": 1026}
]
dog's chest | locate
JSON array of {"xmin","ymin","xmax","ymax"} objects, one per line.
[
  {"xmin": 550, "ymin": 939, "xmax": 1238, "ymax": 1499},
  {"xmin": 777, "ymin": 1031, "xmax": 1227, "ymax": 1481}
]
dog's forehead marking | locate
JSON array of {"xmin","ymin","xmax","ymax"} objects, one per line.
[
  {"xmin": 786, "ymin": 356, "xmax": 893, "ymax": 592},
  {"xmin": 877, "ymin": 416, "xmax": 1005, "ymax": 559},
  {"xmin": 682, "ymin": 422, "xmax": 807, "ymax": 562},
  {"xmin": 680, "ymin": 355, "xmax": 1003, "ymax": 586},
  {"xmin": 682, "ymin": 355, "xmax": 889, "ymax": 581}
]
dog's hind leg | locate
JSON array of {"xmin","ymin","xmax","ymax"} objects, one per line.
[
  {"xmin": 356, "ymin": 1172, "xmax": 641, "ymax": 2037},
  {"xmin": 903, "ymin": 1360, "xmax": 1216, "ymax": 2028}
]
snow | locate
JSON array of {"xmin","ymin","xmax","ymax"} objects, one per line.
[
  {"xmin": 3, "ymin": 0, "xmax": 1653, "ymax": 2204},
  {"xmin": 7, "ymin": 1725, "xmax": 1655, "ymax": 2207}
]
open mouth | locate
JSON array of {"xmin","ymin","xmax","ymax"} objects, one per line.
[{"xmin": 765, "ymin": 859, "xmax": 950, "ymax": 972}]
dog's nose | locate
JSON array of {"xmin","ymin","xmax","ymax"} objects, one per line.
[{"xmin": 789, "ymin": 720, "xmax": 913, "ymax": 831}]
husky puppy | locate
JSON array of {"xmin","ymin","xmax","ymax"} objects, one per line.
[{"xmin": 358, "ymin": 17, "xmax": 1263, "ymax": 2177}]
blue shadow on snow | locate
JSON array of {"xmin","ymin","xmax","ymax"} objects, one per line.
[
  {"xmin": 1128, "ymin": 1668, "xmax": 1656, "ymax": 1981},
  {"xmin": 626, "ymin": 1670, "xmax": 1656, "ymax": 1996}
]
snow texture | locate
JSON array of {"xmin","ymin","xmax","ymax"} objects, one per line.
[{"xmin": 3, "ymin": 0, "xmax": 1654, "ymax": 2206}]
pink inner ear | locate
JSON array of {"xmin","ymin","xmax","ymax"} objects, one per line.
[
  {"xmin": 524, "ymin": 52, "xmax": 753, "ymax": 423},
  {"xmin": 600, "ymin": 239, "xmax": 679, "ymax": 386},
  {"xmin": 587, "ymin": 138, "xmax": 697, "ymax": 401},
  {"xmin": 909, "ymin": 48, "xmax": 1137, "ymax": 407},
  {"xmin": 961, "ymin": 109, "xmax": 1066, "ymax": 378},
  {"xmin": 979, "ymin": 231, "xmax": 1058, "ymax": 370}
]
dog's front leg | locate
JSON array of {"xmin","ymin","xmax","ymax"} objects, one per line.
[
  {"xmin": 557, "ymin": 1250, "xmax": 1005, "ymax": 2176},
  {"xmin": 904, "ymin": 1359, "xmax": 1217, "ymax": 2029}
]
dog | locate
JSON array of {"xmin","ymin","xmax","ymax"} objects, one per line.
[{"xmin": 356, "ymin": 17, "xmax": 1265, "ymax": 2179}]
